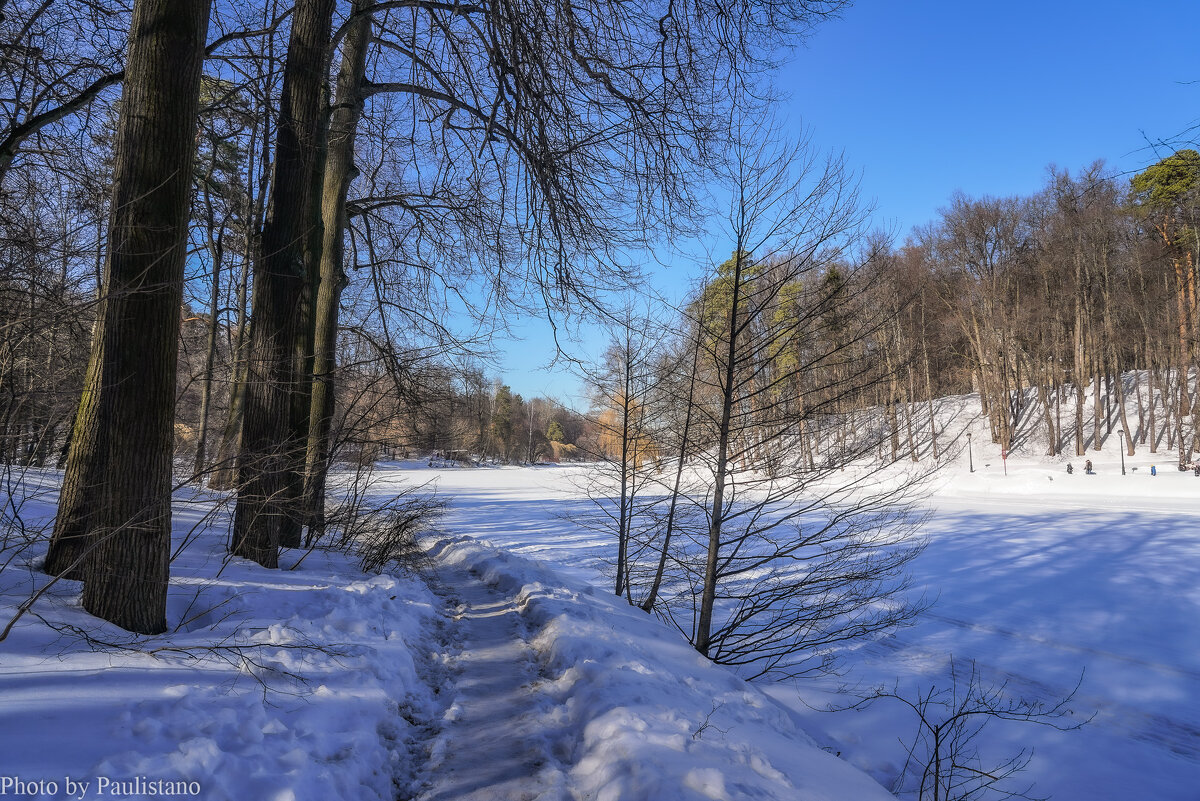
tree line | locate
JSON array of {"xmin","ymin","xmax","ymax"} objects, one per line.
[
  {"xmin": 876, "ymin": 152, "xmax": 1200, "ymax": 464},
  {"xmin": 5, "ymin": 0, "xmax": 1195, "ymax": 648}
]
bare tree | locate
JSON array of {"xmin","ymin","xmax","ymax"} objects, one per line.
[
  {"xmin": 853, "ymin": 659, "xmax": 1090, "ymax": 801},
  {"xmin": 232, "ymin": 0, "xmax": 336, "ymax": 567},
  {"xmin": 303, "ymin": 0, "xmax": 373, "ymax": 539},
  {"xmin": 593, "ymin": 120, "xmax": 932, "ymax": 679},
  {"xmin": 225, "ymin": 0, "xmax": 854, "ymax": 571},
  {"xmin": 0, "ymin": 0, "xmax": 128, "ymax": 184},
  {"xmin": 41, "ymin": 0, "xmax": 213, "ymax": 633},
  {"xmin": 581, "ymin": 307, "xmax": 665, "ymax": 599}
]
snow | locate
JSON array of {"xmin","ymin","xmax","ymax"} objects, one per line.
[
  {"xmin": 4, "ymin": 397, "xmax": 1200, "ymax": 800},
  {"xmin": 360, "ymin": 437, "xmax": 1200, "ymax": 799},
  {"xmin": 0, "ymin": 465, "xmax": 894, "ymax": 800},
  {"xmin": 0, "ymin": 475, "xmax": 442, "ymax": 801},
  {"xmin": 419, "ymin": 534, "xmax": 895, "ymax": 801}
]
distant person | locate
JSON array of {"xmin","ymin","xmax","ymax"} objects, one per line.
[
  {"xmin": 1066, "ymin": 463, "xmax": 1073, "ymax": 474},
  {"xmin": 1085, "ymin": 459, "xmax": 1093, "ymax": 475},
  {"xmin": 1151, "ymin": 465, "xmax": 1157, "ymax": 476}
]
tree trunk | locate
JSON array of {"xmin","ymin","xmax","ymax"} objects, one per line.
[
  {"xmin": 208, "ymin": 61, "xmax": 272, "ymax": 491},
  {"xmin": 697, "ymin": 250, "xmax": 745, "ymax": 657},
  {"xmin": 922, "ymin": 325, "xmax": 938, "ymax": 460},
  {"xmin": 1036, "ymin": 362, "xmax": 1056, "ymax": 456},
  {"xmin": 232, "ymin": 0, "xmax": 335, "ymax": 567},
  {"xmin": 615, "ymin": 356, "xmax": 632, "ymax": 598},
  {"xmin": 192, "ymin": 209, "xmax": 225, "ymax": 480},
  {"xmin": 643, "ymin": 320, "xmax": 703, "ymax": 613},
  {"xmin": 303, "ymin": 0, "xmax": 371, "ymax": 541},
  {"xmin": 43, "ymin": 0, "xmax": 212, "ymax": 633}
]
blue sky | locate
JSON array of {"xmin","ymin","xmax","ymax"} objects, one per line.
[
  {"xmin": 782, "ymin": 0, "xmax": 1200, "ymax": 236},
  {"xmin": 497, "ymin": 0, "xmax": 1200, "ymax": 405}
]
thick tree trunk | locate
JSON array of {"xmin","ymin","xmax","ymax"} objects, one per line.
[
  {"xmin": 303, "ymin": 0, "xmax": 371, "ymax": 541},
  {"xmin": 232, "ymin": 0, "xmax": 334, "ymax": 567},
  {"xmin": 43, "ymin": 0, "xmax": 212, "ymax": 633}
]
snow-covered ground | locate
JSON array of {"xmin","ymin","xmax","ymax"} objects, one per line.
[
  {"xmin": 0, "ymin": 465, "xmax": 893, "ymax": 800},
  {"xmin": 416, "ymin": 535, "xmax": 895, "ymax": 801},
  {"xmin": 0, "ymin": 471, "xmax": 442, "ymax": 800},
  {"xmin": 3, "ymin": 402, "xmax": 1199, "ymax": 800},
  {"xmin": 373, "ymin": 439, "xmax": 1200, "ymax": 800}
]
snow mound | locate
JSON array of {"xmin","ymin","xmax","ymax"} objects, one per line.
[
  {"xmin": 424, "ymin": 536, "xmax": 894, "ymax": 801},
  {"xmin": 0, "ymin": 481, "xmax": 440, "ymax": 801}
]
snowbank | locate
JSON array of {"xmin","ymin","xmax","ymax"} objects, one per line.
[
  {"xmin": 0, "ymin": 477, "xmax": 440, "ymax": 801},
  {"xmin": 424, "ymin": 536, "xmax": 895, "ymax": 801}
]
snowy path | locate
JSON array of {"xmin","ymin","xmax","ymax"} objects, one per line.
[
  {"xmin": 418, "ymin": 558, "xmax": 569, "ymax": 801},
  {"xmin": 406, "ymin": 533, "xmax": 898, "ymax": 801}
]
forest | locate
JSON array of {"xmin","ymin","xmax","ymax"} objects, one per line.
[{"xmin": 2, "ymin": 0, "xmax": 1199, "ymax": 646}]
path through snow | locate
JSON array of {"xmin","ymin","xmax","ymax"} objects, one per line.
[
  {"xmin": 418, "ymin": 557, "xmax": 569, "ymax": 801},
  {"xmin": 405, "ymin": 534, "xmax": 897, "ymax": 801}
]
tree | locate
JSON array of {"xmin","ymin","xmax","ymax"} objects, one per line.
[
  {"xmin": 42, "ymin": 0, "xmax": 213, "ymax": 633},
  {"xmin": 202, "ymin": 0, "xmax": 291, "ymax": 492},
  {"xmin": 585, "ymin": 311, "xmax": 664, "ymax": 599},
  {"xmin": 1131, "ymin": 150, "xmax": 1200, "ymax": 465},
  {"xmin": 489, "ymin": 384, "xmax": 515, "ymax": 461},
  {"xmin": 303, "ymin": 0, "xmax": 374, "ymax": 539},
  {"xmin": 930, "ymin": 193, "xmax": 1031, "ymax": 452},
  {"xmin": 231, "ymin": 0, "xmax": 336, "ymax": 568},
  {"xmin": 229, "ymin": 0, "xmax": 854, "ymax": 568},
  {"xmin": 189, "ymin": 76, "xmax": 255, "ymax": 481},
  {"xmin": 0, "ymin": 1, "xmax": 127, "ymax": 185},
  {"xmin": 854, "ymin": 659, "xmax": 1089, "ymax": 801},
  {"xmin": 602, "ymin": 120, "xmax": 930, "ymax": 679}
]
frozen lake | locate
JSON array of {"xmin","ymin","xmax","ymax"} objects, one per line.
[{"xmin": 373, "ymin": 456, "xmax": 1200, "ymax": 801}]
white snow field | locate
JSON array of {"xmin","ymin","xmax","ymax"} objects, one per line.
[
  {"xmin": 0, "ymin": 467, "xmax": 893, "ymax": 801},
  {"xmin": 3, "ymin": 403, "xmax": 1199, "ymax": 800},
  {"xmin": 372, "ymin": 435, "xmax": 1200, "ymax": 801}
]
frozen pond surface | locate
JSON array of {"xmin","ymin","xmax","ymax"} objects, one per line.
[{"xmin": 373, "ymin": 457, "xmax": 1200, "ymax": 801}]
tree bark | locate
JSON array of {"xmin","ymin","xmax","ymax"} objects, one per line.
[
  {"xmin": 232, "ymin": 0, "xmax": 334, "ymax": 567},
  {"xmin": 43, "ymin": 0, "xmax": 212, "ymax": 633},
  {"xmin": 304, "ymin": 0, "xmax": 372, "ymax": 541},
  {"xmin": 697, "ymin": 250, "xmax": 745, "ymax": 657}
]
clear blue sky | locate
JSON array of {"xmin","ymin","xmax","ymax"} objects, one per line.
[{"xmin": 497, "ymin": 0, "xmax": 1200, "ymax": 405}]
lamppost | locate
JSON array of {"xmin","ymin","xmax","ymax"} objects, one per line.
[
  {"xmin": 967, "ymin": 432, "xmax": 974, "ymax": 473},
  {"xmin": 1118, "ymin": 429, "xmax": 1126, "ymax": 475}
]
